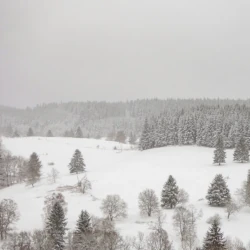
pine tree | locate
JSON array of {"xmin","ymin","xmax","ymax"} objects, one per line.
[
  {"xmin": 46, "ymin": 202, "xmax": 67, "ymax": 250},
  {"xmin": 161, "ymin": 175, "xmax": 179, "ymax": 209},
  {"xmin": 75, "ymin": 210, "xmax": 92, "ymax": 234},
  {"xmin": 233, "ymin": 137, "xmax": 249, "ymax": 163},
  {"xmin": 47, "ymin": 130, "xmax": 53, "ymax": 137},
  {"xmin": 206, "ymin": 174, "xmax": 231, "ymax": 207},
  {"xmin": 27, "ymin": 127, "xmax": 34, "ymax": 137},
  {"xmin": 68, "ymin": 149, "xmax": 85, "ymax": 174},
  {"xmin": 26, "ymin": 152, "xmax": 42, "ymax": 187},
  {"xmin": 75, "ymin": 127, "xmax": 83, "ymax": 138},
  {"xmin": 213, "ymin": 135, "xmax": 226, "ymax": 165},
  {"xmin": 139, "ymin": 118, "xmax": 150, "ymax": 150},
  {"xmin": 203, "ymin": 220, "xmax": 227, "ymax": 250}
]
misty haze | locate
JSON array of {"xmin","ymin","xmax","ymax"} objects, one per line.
[{"xmin": 0, "ymin": 1, "xmax": 250, "ymax": 250}]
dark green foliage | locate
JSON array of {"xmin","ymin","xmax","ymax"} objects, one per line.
[
  {"xmin": 26, "ymin": 152, "xmax": 42, "ymax": 187},
  {"xmin": 213, "ymin": 135, "xmax": 226, "ymax": 165},
  {"xmin": 233, "ymin": 137, "xmax": 249, "ymax": 163},
  {"xmin": 75, "ymin": 127, "xmax": 83, "ymax": 138},
  {"xmin": 139, "ymin": 119, "xmax": 151, "ymax": 150},
  {"xmin": 46, "ymin": 202, "xmax": 67, "ymax": 250},
  {"xmin": 203, "ymin": 220, "xmax": 227, "ymax": 250},
  {"xmin": 47, "ymin": 130, "xmax": 53, "ymax": 137},
  {"xmin": 68, "ymin": 149, "xmax": 85, "ymax": 174},
  {"xmin": 206, "ymin": 174, "xmax": 231, "ymax": 207},
  {"xmin": 27, "ymin": 128, "xmax": 34, "ymax": 137},
  {"xmin": 161, "ymin": 175, "xmax": 179, "ymax": 209}
]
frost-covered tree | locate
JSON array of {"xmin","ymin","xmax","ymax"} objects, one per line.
[
  {"xmin": 75, "ymin": 127, "xmax": 83, "ymax": 138},
  {"xmin": 139, "ymin": 118, "xmax": 151, "ymax": 150},
  {"xmin": 129, "ymin": 132, "xmax": 136, "ymax": 144},
  {"xmin": 0, "ymin": 199, "xmax": 20, "ymax": 240},
  {"xmin": 161, "ymin": 175, "xmax": 179, "ymax": 209},
  {"xmin": 236, "ymin": 169, "xmax": 250, "ymax": 207},
  {"xmin": 138, "ymin": 189, "xmax": 159, "ymax": 217},
  {"xmin": 26, "ymin": 152, "xmax": 42, "ymax": 187},
  {"xmin": 203, "ymin": 220, "xmax": 227, "ymax": 250},
  {"xmin": 213, "ymin": 135, "xmax": 226, "ymax": 165},
  {"xmin": 100, "ymin": 195, "xmax": 127, "ymax": 221},
  {"xmin": 43, "ymin": 193, "xmax": 68, "ymax": 223},
  {"xmin": 225, "ymin": 199, "xmax": 240, "ymax": 220},
  {"xmin": 47, "ymin": 130, "xmax": 53, "ymax": 137},
  {"xmin": 72, "ymin": 210, "xmax": 92, "ymax": 249},
  {"xmin": 48, "ymin": 168, "xmax": 59, "ymax": 184},
  {"xmin": 206, "ymin": 174, "xmax": 231, "ymax": 207},
  {"xmin": 177, "ymin": 189, "xmax": 189, "ymax": 205},
  {"xmin": 68, "ymin": 149, "xmax": 85, "ymax": 174},
  {"xmin": 233, "ymin": 137, "xmax": 249, "ymax": 163},
  {"xmin": 27, "ymin": 127, "xmax": 34, "ymax": 137},
  {"xmin": 46, "ymin": 202, "xmax": 67, "ymax": 250}
]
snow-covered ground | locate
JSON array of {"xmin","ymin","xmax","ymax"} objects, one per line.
[{"xmin": 1, "ymin": 137, "xmax": 250, "ymax": 248}]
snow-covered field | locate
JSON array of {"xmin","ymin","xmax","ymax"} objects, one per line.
[{"xmin": 1, "ymin": 137, "xmax": 250, "ymax": 248}]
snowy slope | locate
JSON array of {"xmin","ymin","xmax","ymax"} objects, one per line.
[{"xmin": 1, "ymin": 137, "xmax": 250, "ymax": 248}]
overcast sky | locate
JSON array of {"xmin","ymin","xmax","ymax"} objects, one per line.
[{"xmin": 1, "ymin": 0, "xmax": 250, "ymax": 108}]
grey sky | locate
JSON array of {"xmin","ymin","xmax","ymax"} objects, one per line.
[{"xmin": 1, "ymin": 0, "xmax": 250, "ymax": 108}]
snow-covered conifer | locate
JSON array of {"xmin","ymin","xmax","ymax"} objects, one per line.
[
  {"xmin": 203, "ymin": 220, "xmax": 227, "ymax": 250},
  {"xmin": 46, "ymin": 202, "xmax": 67, "ymax": 250},
  {"xmin": 26, "ymin": 152, "xmax": 42, "ymax": 187},
  {"xmin": 161, "ymin": 175, "xmax": 179, "ymax": 209},
  {"xmin": 75, "ymin": 127, "xmax": 83, "ymax": 138},
  {"xmin": 68, "ymin": 149, "xmax": 85, "ymax": 174},
  {"xmin": 213, "ymin": 135, "xmax": 226, "ymax": 165},
  {"xmin": 233, "ymin": 137, "xmax": 249, "ymax": 163},
  {"xmin": 206, "ymin": 174, "xmax": 231, "ymax": 207}
]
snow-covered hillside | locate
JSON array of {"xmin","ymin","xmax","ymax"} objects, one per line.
[{"xmin": 1, "ymin": 137, "xmax": 250, "ymax": 248}]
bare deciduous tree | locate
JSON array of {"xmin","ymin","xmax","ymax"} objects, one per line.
[
  {"xmin": 173, "ymin": 206, "xmax": 202, "ymax": 250},
  {"xmin": 177, "ymin": 189, "xmax": 189, "ymax": 205},
  {"xmin": 138, "ymin": 189, "xmax": 159, "ymax": 217},
  {"xmin": 100, "ymin": 195, "xmax": 127, "ymax": 221},
  {"xmin": 226, "ymin": 199, "xmax": 240, "ymax": 220},
  {"xmin": 0, "ymin": 199, "xmax": 20, "ymax": 240},
  {"xmin": 79, "ymin": 175, "xmax": 92, "ymax": 194},
  {"xmin": 48, "ymin": 168, "xmax": 59, "ymax": 184},
  {"xmin": 147, "ymin": 212, "xmax": 172, "ymax": 250}
]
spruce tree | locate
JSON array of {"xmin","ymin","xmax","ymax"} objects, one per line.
[
  {"xmin": 161, "ymin": 175, "xmax": 179, "ymax": 209},
  {"xmin": 68, "ymin": 149, "xmax": 85, "ymax": 174},
  {"xmin": 233, "ymin": 137, "xmax": 249, "ymax": 163},
  {"xmin": 75, "ymin": 210, "xmax": 92, "ymax": 234},
  {"xmin": 47, "ymin": 130, "xmax": 53, "ymax": 137},
  {"xmin": 27, "ymin": 127, "xmax": 34, "ymax": 137},
  {"xmin": 46, "ymin": 202, "xmax": 67, "ymax": 250},
  {"xmin": 75, "ymin": 127, "xmax": 83, "ymax": 138},
  {"xmin": 206, "ymin": 174, "xmax": 231, "ymax": 207},
  {"xmin": 203, "ymin": 220, "xmax": 227, "ymax": 250},
  {"xmin": 213, "ymin": 135, "xmax": 226, "ymax": 165},
  {"xmin": 26, "ymin": 152, "xmax": 42, "ymax": 187},
  {"xmin": 139, "ymin": 118, "xmax": 150, "ymax": 150}
]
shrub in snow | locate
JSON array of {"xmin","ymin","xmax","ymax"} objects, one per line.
[
  {"xmin": 206, "ymin": 174, "xmax": 231, "ymax": 207},
  {"xmin": 100, "ymin": 194, "xmax": 127, "ymax": 221},
  {"xmin": 138, "ymin": 189, "xmax": 159, "ymax": 217},
  {"xmin": 161, "ymin": 175, "xmax": 179, "ymax": 209}
]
